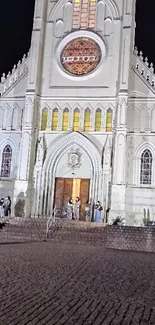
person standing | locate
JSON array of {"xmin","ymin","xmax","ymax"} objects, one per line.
[
  {"xmin": 94, "ymin": 201, "xmax": 103, "ymax": 222},
  {"xmin": 0, "ymin": 198, "xmax": 4, "ymax": 218},
  {"xmin": 4, "ymin": 196, "xmax": 11, "ymax": 217},
  {"xmin": 74, "ymin": 197, "xmax": 81, "ymax": 221},
  {"xmin": 85, "ymin": 200, "xmax": 91, "ymax": 222},
  {"xmin": 67, "ymin": 198, "xmax": 73, "ymax": 220}
]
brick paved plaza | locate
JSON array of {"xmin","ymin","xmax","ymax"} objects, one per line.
[{"xmin": 0, "ymin": 242, "xmax": 155, "ymax": 325}]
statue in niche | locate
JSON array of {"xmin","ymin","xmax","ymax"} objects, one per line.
[
  {"xmin": 128, "ymin": 137, "xmax": 134, "ymax": 156},
  {"xmin": 36, "ymin": 134, "xmax": 46, "ymax": 167},
  {"xmin": 104, "ymin": 141, "xmax": 111, "ymax": 164}
]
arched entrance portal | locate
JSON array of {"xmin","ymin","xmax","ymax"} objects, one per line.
[
  {"xmin": 54, "ymin": 178, "xmax": 90, "ymax": 220},
  {"xmin": 35, "ymin": 132, "xmax": 102, "ymax": 218}
]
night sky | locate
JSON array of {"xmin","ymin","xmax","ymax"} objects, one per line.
[{"xmin": 0, "ymin": 0, "xmax": 155, "ymax": 77}]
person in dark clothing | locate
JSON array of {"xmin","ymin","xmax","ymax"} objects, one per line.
[{"xmin": 4, "ymin": 196, "xmax": 11, "ymax": 217}]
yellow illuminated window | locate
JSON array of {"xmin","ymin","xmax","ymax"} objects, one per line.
[
  {"xmin": 52, "ymin": 109, "xmax": 58, "ymax": 131},
  {"xmin": 73, "ymin": 110, "xmax": 80, "ymax": 131},
  {"xmin": 95, "ymin": 109, "xmax": 101, "ymax": 131},
  {"xmin": 84, "ymin": 110, "xmax": 90, "ymax": 131},
  {"xmin": 106, "ymin": 108, "xmax": 112, "ymax": 132},
  {"xmin": 41, "ymin": 110, "xmax": 47, "ymax": 131},
  {"xmin": 62, "ymin": 109, "xmax": 69, "ymax": 131}
]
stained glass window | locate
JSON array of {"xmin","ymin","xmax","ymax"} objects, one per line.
[
  {"xmin": 41, "ymin": 110, "xmax": 48, "ymax": 131},
  {"xmin": 61, "ymin": 37, "xmax": 101, "ymax": 76},
  {"xmin": 95, "ymin": 108, "xmax": 101, "ymax": 131},
  {"xmin": 73, "ymin": 109, "xmax": 80, "ymax": 131},
  {"xmin": 140, "ymin": 149, "xmax": 152, "ymax": 185},
  {"xmin": 52, "ymin": 109, "xmax": 58, "ymax": 131},
  {"xmin": 62, "ymin": 109, "xmax": 69, "ymax": 131},
  {"xmin": 84, "ymin": 109, "xmax": 90, "ymax": 131},
  {"xmin": 72, "ymin": 0, "xmax": 97, "ymax": 30},
  {"xmin": 1, "ymin": 145, "xmax": 12, "ymax": 178},
  {"xmin": 106, "ymin": 108, "xmax": 112, "ymax": 132}
]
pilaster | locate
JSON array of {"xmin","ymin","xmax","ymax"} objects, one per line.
[
  {"xmin": 100, "ymin": 109, "xmax": 106, "ymax": 132},
  {"xmin": 68, "ymin": 109, "xmax": 73, "ymax": 131},
  {"xmin": 57, "ymin": 109, "xmax": 63, "ymax": 131},
  {"xmin": 47, "ymin": 109, "xmax": 52, "ymax": 131},
  {"xmin": 90, "ymin": 109, "xmax": 95, "ymax": 131},
  {"xmin": 79, "ymin": 109, "xmax": 84, "ymax": 131}
]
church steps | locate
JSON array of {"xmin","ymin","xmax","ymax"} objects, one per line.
[{"xmin": 0, "ymin": 218, "xmax": 106, "ymax": 245}]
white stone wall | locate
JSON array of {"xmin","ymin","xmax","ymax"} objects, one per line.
[{"xmin": 1, "ymin": 0, "xmax": 155, "ymax": 224}]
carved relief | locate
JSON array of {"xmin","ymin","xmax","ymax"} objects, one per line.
[{"xmin": 67, "ymin": 147, "xmax": 82, "ymax": 168}]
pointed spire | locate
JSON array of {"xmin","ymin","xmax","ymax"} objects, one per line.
[
  {"xmin": 1, "ymin": 73, "xmax": 6, "ymax": 83},
  {"xmin": 150, "ymin": 63, "xmax": 154, "ymax": 73},
  {"xmin": 139, "ymin": 51, "xmax": 143, "ymax": 61},
  {"xmin": 145, "ymin": 57, "xmax": 149, "ymax": 67},
  {"xmin": 134, "ymin": 46, "xmax": 138, "ymax": 56}
]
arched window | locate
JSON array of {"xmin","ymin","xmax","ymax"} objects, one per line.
[
  {"xmin": 73, "ymin": 109, "xmax": 80, "ymax": 131},
  {"xmin": 106, "ymin": 108, "xmax": 112, "ymax": 132},
  {"xmin": 52, "ymin": 109, "xmax": 58, "ymax": 131},
  {"xmin": 41, "ymin": 110, "xmax": 48, "ymax": 131},
  {"xmin": 62, "ymin": 108, "xmax": 69, "ymax": 131},
  {"xmin": 140, "ymin": 149, "xmax": 152, "ymax": 185},
  {"xmin": 1, "ymin": 145, "xmax": 12, "ymax": 178},
  {"xmin": 95, "ymin": 108, "xmax": 101, "ymax": 131},
  {"xmin": 84, "ymin": 108, "xmax": 90, "ymax": 132}
]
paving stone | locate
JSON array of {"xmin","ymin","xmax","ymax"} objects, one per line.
[{"xmin": 0, "ymin": 242, "xmax": 155, "ymax": 325}]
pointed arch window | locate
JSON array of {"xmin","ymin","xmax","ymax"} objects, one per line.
[
  {"xmin": 95, "ymin": 108, "xmax": 101, "ymax": 131},
  {"xmin": 106, "ymin": 108, "xmax": 112, "ymax": 132},
  {"xmin": 140, "ymin": 149, "xmax": 152, "ymax": 185},
  {"xmin": 73, "ymin": 109, "xmax": 80, "ymax": 131},
  {"xmin": 84, "ymin": 108, "xmax": 90, "ymax": 131},
  {"xmin": 41, "ymin": 110, "xmax": 48, "ymax": 131},
  {"xmin": 52, "ymin": 109, "xmax": 58, "ymax": 131},
  {"xmin": 62, "ymin": 108, "xmax": 69, "ymax": 131},
  {"xmin": 1, "ymin": 145, "xmax": 12, "ymax": 178}
]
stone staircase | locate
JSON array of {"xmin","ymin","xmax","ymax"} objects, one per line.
[
  {"xmin": 49, "ymin": 221, "xmax": 106, "ymax": 246},
  {"xmin": 0, "ymin": 218, "xmax": 47, "ymax": 242},
  {"xmin": 0, "ymin": 218, "xmax": 106, "ymax": 245}
]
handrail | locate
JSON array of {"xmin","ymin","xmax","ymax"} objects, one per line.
[{"xmin": 46, "ymin": 206, "xmax": 57, "ymax": 239}]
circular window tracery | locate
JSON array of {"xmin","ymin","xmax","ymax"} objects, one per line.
[{"xmin": 60, "ymin": 37, "xmax": 102, "ymax": 76}]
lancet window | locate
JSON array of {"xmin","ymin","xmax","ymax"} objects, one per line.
[
  {"xmin": 1, "ymin": 145, "xmax": 12, "ymax": 178},
  {"xmin": 140, "ymin": 149, "xmax": 152, "ymax": 185}
]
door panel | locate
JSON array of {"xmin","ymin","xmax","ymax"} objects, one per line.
[
  {"xmin": 80, "ymin": 179, "xmax": 90, "ymax": 221},
  {"xmin": 54, "ymin": 178, "xmax": 64, "ymax": 209},
  {"xmin": 63, "ymin": 178, "xmax": 73, "ymax": 208}
]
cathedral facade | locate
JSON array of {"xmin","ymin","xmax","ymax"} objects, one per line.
[{"xmin": 0, "ymin": 0, "xmax": 155, "ymax": 225}]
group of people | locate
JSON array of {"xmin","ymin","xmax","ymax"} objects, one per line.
[
  {"xmin": 0, "ymin": 196, "xmax": 11, "ymax": 218},
  {"xmin": 66, "ymin": 197, "xmax": 103, "ymax": 222},
  {"xmin": 67, "ymin": 197, "xmax": 81, "ymax": 220}
]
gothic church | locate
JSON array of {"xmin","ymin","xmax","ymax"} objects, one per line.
[{"xmin": 0, "ymin": 0, "xmax": 154, "ymax": 225}]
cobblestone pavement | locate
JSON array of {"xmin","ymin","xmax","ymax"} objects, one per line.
[{"xmin": 0, "ymin": 243, "xmax": 155, "ymax": 325}]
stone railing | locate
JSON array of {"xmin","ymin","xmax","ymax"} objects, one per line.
[
  {"xmin": 0, "ymin": 52, "xmax": 30, "ymax": 97},
  {"xmin": 132, "ymin": 47, "xmax": 155, "ymax": 91}
]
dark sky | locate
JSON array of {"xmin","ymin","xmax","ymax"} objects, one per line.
[{"xmin": 0, "ymin": 0, "xmax": 155, "ymax": 77}]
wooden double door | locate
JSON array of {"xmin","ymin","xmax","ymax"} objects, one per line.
[{"xmin": 54, "ymin": 178, "xmax": 90, "ymax": 220}]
